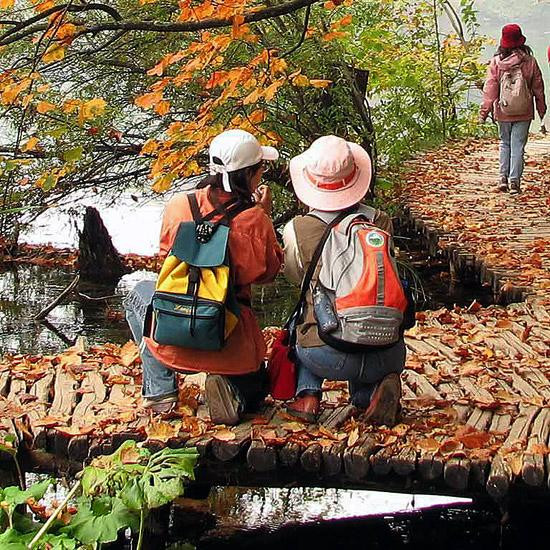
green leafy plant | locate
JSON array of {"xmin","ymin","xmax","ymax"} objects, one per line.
[
  {"xmin": 74, "ymin": 441, "xmax": 199, "ymax": 549},
  {"xmin": 0, "ymin": 441, "xmax": 198, "ymax": 550}
]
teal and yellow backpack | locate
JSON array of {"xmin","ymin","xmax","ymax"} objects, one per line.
[{"xmin": 145, "ymin": 194, "xmax": 247, "ymax": 351}]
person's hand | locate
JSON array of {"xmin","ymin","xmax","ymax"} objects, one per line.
[{"xmin": 254, "ymin": 184, "xmax": 272, "ymax": 216}]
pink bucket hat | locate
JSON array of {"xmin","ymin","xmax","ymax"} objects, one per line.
[{"xmin": 289, "ymin": 135, "xmax": 372, "ymax": 212}]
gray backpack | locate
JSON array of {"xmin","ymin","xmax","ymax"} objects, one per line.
[{"xmin": 311, "ymin": 206, "xmax": 409, "ymax": 350}]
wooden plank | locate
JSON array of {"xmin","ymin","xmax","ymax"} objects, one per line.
[
  {"xmin": 7, "ymin": 378, "xmax": 26, "ymax": 405},
  {"xmin": 49, "ymin": 369, "xmax": 78, "ymax": 417},
  {"xmin": 247, "ymin": 439, "xmax": 277, "ymax": 472},
  {"xmin": 487, "ymin": 406, "xmax": 539, "ymax": 499},
  {"xmin": 68, "ymin": 371, "xmax": 107, "ymax": 461},
  {"xmin": 279, "ymin": 441, "xmax": 301, "ymax": 468},
  {"xmin": 391, "ymin": 446, "xmax": 416, "ymax": 476},
  {"xmin": 28, "ymin": 371, "xmax": 55, "ymax": 449},
  {"xmin": 522, "ymin": 408, "xmax": 550, "ymax": 487},
  {"xmin": 343, "ymin": 435, "xmax": 377, "ymax": 481},
  {"xmin": 246, "ymin": 409, "xmax": 279, "ymax": 472},
  {"xmin": 403, "ymin": 371, "xmax": 441, "ymax": 399},
  {"xmin": 0, "ymin": 371, "xmax": 10, "ymax": 397},
  {"xmin": 444, "ymin": 458, "xmax": 471, "ymax": 491},
  {"xmin": 370, "ymin": 444, "xmax": 395, "ymax": 476},
  {"xmin": 301, "ymin": 443, "xmax": 322, "ymax": 473},
  {"xmin": 322, "ymin": 440, "xmax": 346, "ymax": 477},
  {"xmin": 211, "ymin": 420, "xmax": 254, "ymax": 462},
  {"xmin": 48, "ymin": 369, "xmax": 78, "ymax": 457}
]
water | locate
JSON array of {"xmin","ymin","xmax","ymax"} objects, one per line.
[{"xmin": 14, "ymin": 474, "xmax": 550, "ymax": 549}]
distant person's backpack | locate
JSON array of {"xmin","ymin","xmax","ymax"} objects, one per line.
[
  {"xmin": 145, "ymin": 194, "xmax": 247, "ymax": 351},
  {"xmin": 499, "ymin": 63, "xmax": 532, "ymax": 116},
  {"xmin": 308, "ymin": 207, "xmax": 411, "ymax": 351}
]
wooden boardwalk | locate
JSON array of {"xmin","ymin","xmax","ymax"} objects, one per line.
[{"xmin": 1, "ymin": 137, "xmax": 549, "ymax": 501}]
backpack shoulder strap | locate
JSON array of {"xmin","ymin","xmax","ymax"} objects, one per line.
[
  {"xmin": 285, "ymin": 207, "xmax": 354, "ymax": 330},
  {"xmin": 188, "ymin": 192, "xmax": 246, "ymax": 225}
]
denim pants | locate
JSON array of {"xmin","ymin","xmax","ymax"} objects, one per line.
[
  {"xmin": 123, "ymin": 280, "xmax": 268, "ymax": 409},
  {"xmin": 295, "ymin": 339, "xmax": 406, "ymax": 408},
  {"xmin": 498, "ymin": 121, "xmax": 531, "ymax": 183},
  {"xmin": 123, "ymin": 280, "xmax": 178, "ymax": 400}
]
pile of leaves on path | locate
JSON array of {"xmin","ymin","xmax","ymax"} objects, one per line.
[
  {"xmin": 397, "ymin": 137, "xmax": 550, "ymax": 299},
  {"xmin": 0, "ymin": 240, "xmax": 160, "ymax": 273},
  {"xmin": 2, "ymin": 298, "xmax": 549, "ymax": 474}
]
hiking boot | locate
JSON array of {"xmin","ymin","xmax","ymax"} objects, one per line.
[
  {"xmin": 286, "ymin": 392, "xmax": 321, "ymax": 423},
  {"xmin": 509, "ymin": 180, "xmax": 521, "ymax": 194},
  {"xmin": 205, "ymin": 375, "xmax": 243, "ymax": 425},
  {"xmin": 363, "ymin": 373, "xmax": 402, "ymax": 427},
  {"xmin": 497, "ymin": 177, "xmax": 508, "ymax": 192}
]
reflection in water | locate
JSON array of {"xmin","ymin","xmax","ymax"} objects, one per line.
[
  {"xmin": 0, "ymin": 263, "xmax": 295, "ymax": 355},
  {"xmin": 0, "ymin": 266, "xmax": 154, "ymax": 354},
  {"xmin": 208, "ymin": 487, "xmax": 470, "ymax": 530}
]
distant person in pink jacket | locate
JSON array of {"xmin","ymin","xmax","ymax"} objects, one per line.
[{"xmin": 480, "ymin": 24, "xmax": 547, "ymax": 194}]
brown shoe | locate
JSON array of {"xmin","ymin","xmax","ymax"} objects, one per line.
[
  {"xmin": 363, "ymin": 373, "xmax": 401, "ymax": 427},
  {"xmin": 497, "ymin": 178, "xmax": 508, "ymax": 192},
  {"xmin": 509, "ymin": 180, "xmax": 521, "ymax": 194},
  {"xmin": 286, "ymin": 393, "xmax": 321, "ymax": 423},
  {"xmin": 205, "ymin": 375, "xmax": 242, "ymax": 426}
]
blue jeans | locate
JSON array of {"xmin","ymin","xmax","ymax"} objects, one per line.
[
  {"xmin": 499, "ymin": 121, "xmax": 531, "ymax": 183},
  {"xmin": 295, "ymin": 340, "xmax": 406, "ymax": 408},
  {"xmin": 123, "ymin": 280, "xmax": 268, "ymax": 409},
  {"xmin": 123, "ymin": 280, "xmax": 178, "ymax": 400}
]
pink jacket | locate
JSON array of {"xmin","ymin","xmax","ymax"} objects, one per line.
[{"xmin": 480, "ymin": 50, "xmax": 547, "ymax": 122}]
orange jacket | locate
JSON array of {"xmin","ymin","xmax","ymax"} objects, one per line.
[{"xmin": 145, "ymin": 186, "xmax": 283, "ymax": 375}]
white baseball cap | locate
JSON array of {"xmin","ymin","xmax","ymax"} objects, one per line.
[{"xmin": 209, "ymin": 129, "xmax": 279, "ymax": 192}]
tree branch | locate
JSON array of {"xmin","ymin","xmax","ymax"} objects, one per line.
[
  {"xmin": 1, "ymin": 3, "xmax": 122, "ymax": 42},
  {"xmin": 283, "ymin": 4, "xmax": 311, "ymax": 57},
  {"xmin": 0, "ymin": 0, "xmax": 324, "ymax": 47}
]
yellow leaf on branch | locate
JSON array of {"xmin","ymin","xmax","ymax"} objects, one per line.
[
  {"xmin": 292, "ymin": 74, "xmax": 309, "ymax": 87},
  {"xmin": 154, "ymin": 100, "xmax": 171, "ymax": 116},
  {"xmin": 78, "ymin": 98, "xmax": 106, "ymax": 125},
  {"xmin": 337, "ymin": 14, "xmax": 353, "ymax": 26},
  {"xmin": 0, "ymin": 0, "xmax": 15, "ymax": 8},
  {"xmin": 135, "ymin": 91, "xmax": 163, "ymax": 110},
  {"xmin": 63, "ymin": 99, "xmax": 81, "ymax": 114},
  {"xmin": 42, "ymin": 44, "xmax": 66, "ymax": 64},
  {"xmin": 152, "ymin": 173, "xmax": 177, "ymax": 193},
  {"xmin": 248, "ymin": 109, "xmax": 266, "ymax": 124},
  {"xmin": 310, "ymin": 79, "xmax": 332, "ymax": 88},
  {"xmin": 22, "ymin": 136, "xmax": 40, "ymax": 152},
  {"xmin": 36, "ymin": 101, "xmax": 56, "ymax": 114},
  {"xmin": 33, "ymin": 0, "xmax": 55, "ymax": 12},
  {"xmin": 322, "ymin": 31, "xmax": 347, "ymax": 42},
  {"xmin": 242, "ymin": 88, "xmax": 262, "ymax": 106},
  {"xmin": 140, "ymin": 139, "xmax": 160, "ymax": 155},
  {"xmin": 1, "ymin": 78, "xmax": 32, "ymax": 105}
]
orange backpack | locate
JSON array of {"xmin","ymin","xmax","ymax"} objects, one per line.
[{"xmin": 310, "ymin": 206, "xmax": 410, "ymax": 350}]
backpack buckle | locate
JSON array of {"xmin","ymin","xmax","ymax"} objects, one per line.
[{"xmin": 196, "ymin": 222, "xmax": 214, "ymax": 243}]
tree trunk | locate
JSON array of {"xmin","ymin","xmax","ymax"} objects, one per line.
[{"xmin": 78, "ymin": 206, "xmax": 128, "ymax": 283}]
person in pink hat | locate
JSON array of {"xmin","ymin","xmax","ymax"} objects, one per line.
[
  {"xmin": 480, "ymin": 24, "xmax": 547, "ymax": 193},
  {"xmin": 282, "ymin": 136, "xmax": 408, "ymax": 425}
]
